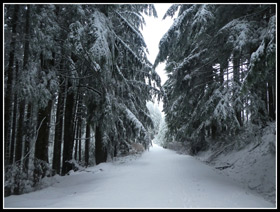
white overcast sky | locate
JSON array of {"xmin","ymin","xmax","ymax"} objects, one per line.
[
  {"xmin": 141, "ymin": 3, "xmax": 177, "ymax": 86},
  {"xmin": 141, "ymin": 3, "xmax": 177, "ymax": 112}
]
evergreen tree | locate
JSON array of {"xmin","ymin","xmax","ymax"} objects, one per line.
[
  {"xmin": 155, "ymin": 4, "xmax": 275, "ymax": 154},
  {"xmin": 4, "ymin": 4, "xmax": 162, "ymax": 194}
]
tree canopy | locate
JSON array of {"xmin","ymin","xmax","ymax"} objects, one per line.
[
  {"xmin": 4, "ymin": 4, "xmax": 162, "ymax": 196},
  {"xmin": 155, "ymin": 4, "xmax": 275, "ymax": 154}
]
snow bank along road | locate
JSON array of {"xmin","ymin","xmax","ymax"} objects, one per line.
[{"xmin": 4, "ymin": 144, "xmax": 275, "ymax": 208}]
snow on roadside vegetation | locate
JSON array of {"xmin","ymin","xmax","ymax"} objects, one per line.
[
  {"xmin": 195, "ymin": 122, "xmax": 276, "ymax": 204},
  {"xmin": 5, "ymin": 143, "xmax": 275, "ymax": 208}
]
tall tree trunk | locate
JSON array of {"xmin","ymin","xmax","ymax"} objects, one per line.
[
  {"xmin": 34, "ymin": 99, "xmax": 52, "ymax": 182},
  {"xmin": 52, "ymin": 43, "xmax": 66, "ymax": 175},
  {"xmin": 73, "ymin": 116, "xmax": 82, "ymax": 162},
  {"xmin": 76, "ymin": 94, "xmax": 83, "ymax": 162},
  {"xmin": 34, "ymin": 51, "xmax": 55, "ymax": 181},
  {"xmin": 73, "ymin": 92, "xmax": 81, "ymax": 161},
  {"xmin": 61, "ymin": 82, "xmax": 75, "ymax": 175},
  {"xmin": 85, "ymin": 122, "xmax": 90, "ymax": 166},
  {"xmin": 251, "ymin": 82, "xmax": 267, "ymax": 125},
  {"xmin": 74, "ymin": 118, "xmax": 78, "ymax": 161},
  {"xmin": 15, "ymin": 4, "xmax": 31, "ymax": 170},
  {"xmin": 23, "ymin": 104, "xmax": 32, "ymax": 174},
  {"xmin": 9, "ymin": 60, "xmax": 19, "ymax": 165},
  {"xmin": 74, "ymin": 137, "xmax": 78, "ymax": 161},
  {"xmin": 13, "ymin": 102, "xmax": 26, "ymax": 195},
  {"xmin": 220, "ymin": 60, "xmax": 228, "ymax": 133},
  {"xmin": 260, "ymin": 83, "xmax": 268, "ymax": 125},
  {"xmin": 95, "ymin": 125, "xmax": 107, "ymax": 165},
  {"xmin": 52, "ymin": 86, "xmax": 64, "ymax": 175},
  {"xmin": 78, "ymin": 119, "xmax": 82, "ymax": 161},
  {"xmin": 233, "ymin": 53, "xmax": 242, "ymax": 127},
  {"xmin": 246, "ymin": 96, "xmax": 249, "ymax": 123},
  {"xmin": 211, "ymin": 124, "xmax": 217, "ymax": 140},
  {"xmin": 22, "ymin": 5, "xmax": 31, "ymax": 174},
  {"xmin": 14, "ymin": 101, "xmax": 25, "ymax": 164},
  {"xmin": 272, "ymin": 82, "xmax": 275, "ymax": 119},
  {"xmin": 268, "ymin": 82, "xmax": 275, "ymax": 121},
  {"xmin": 35, "ymin": 103, "xmax": 52, "ymax": 164},
  {"xmin": 5, "ymin": 5, "xmax": 19, "ymax": 165}
]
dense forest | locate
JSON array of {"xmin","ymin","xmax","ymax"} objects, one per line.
[
  {"xmin": 4, "ymin": 4, "xmax": 276, "ymax": 198},
  {"xmin": 4, "ymin": 4, "xmax": 162, "ymax": 196},
  {"xmin": 155, "ymin": 4, "xmax": 276, "ymax": 154}
]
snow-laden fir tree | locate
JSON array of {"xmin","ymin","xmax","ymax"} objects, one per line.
[
  {"xmin": 154, "ymin": 4, "xmax": 275, "ymax": 154},
  {"xmin": 4, "ymin": 4, "xmax": 162, "ymax": 196}
]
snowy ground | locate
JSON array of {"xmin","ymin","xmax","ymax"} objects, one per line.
[
  {"xmin": 195, "ymin": 122, "xmax": 276, "ymax": 205},
  {"xmin": 4, "ymin": 143, "xmax": 275, "ymax": 209}
]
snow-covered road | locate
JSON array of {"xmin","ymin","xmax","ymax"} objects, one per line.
[{"xmin": 4, "ymin": 144, "xmax": 275, "ymax": 208}]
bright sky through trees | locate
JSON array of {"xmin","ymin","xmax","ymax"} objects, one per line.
[
  {"xmin": 141, "ymin": 3, "xmax": 177, "ymax": 111},
  {"xmin": 141, "ymin": 3, "xmax": 175, "ymax": 85}
]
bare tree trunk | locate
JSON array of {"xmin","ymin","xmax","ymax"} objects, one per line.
[
  {"xmin": 22, "ymin": 5, "xmax": 31, "ymax": 174},
  {"xmin": 233, "ymin": 53, "xmax": 242, "ymax": 127},
  {"xmin": 211, "ymin": 124, "xmax": 217, "ymax": 140},
  {"xmin": 76, "ymin": 94, "xmax": 83, "ymax": 162},
  {"xmin": 52, "ymin": 4, "xmax": 68, "ymax": 176},
  {"xmin": 268, "ymin": 82, "xmax": 275, "ymax": 120},
  {"xmin": 61, "ymin": 81, "xmax": 75, "ymax": 175},
  {"xmin": 9, "ymin": 60, "xmax": 19, "ymax": 165},
  {"xmin": 35, "ymin": 101, "xmax": 52, "ymax": 164},
  {"xmin": 33, "ymin": 52, "xmax": 55, "ymax": 182},
  {"xmin": 23, "ymin": 104, "xmax": 32, "ymax": 174},
  {"xmin": 73, "ymin": 92, "xmax": 81, "ymax": 161},
  {"xmin": 5, "ymin": 5, "xmax": 19, "ymax": 165},
  {"xmin": 74, "ymin": 137, "xmax": 78, "ymax": 161},
  {"xmin": 13, "ymin": 100, "xmax": 26, "ymax": 195},
  {"xmin": 52, "ymin": 83, "xmax": 65, "ymax": 175},
  {"xmin": 85, "ymin": 122, "xmax": 90, "ymax": 166},
  {"xmin": 15, "ymin": 4, "xmax": 32, "ymax": 172},
  {"xmin": 52, "ymin": 75, "xmax": 67, "ymax": 175},
  {"xmin": 14, "ymin": 100, "xmax": 25, "ymax": 163},
  {"xmin": 34, "ymin": 99, "xmax": 52, "ymax": 182},
  {"xmin": 78, "ymin": 123, "xmax": 82, "ymax": 161},
  {"xmin": 95, "ymin": 125, "xmax": 107, "ymax": 165}
]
